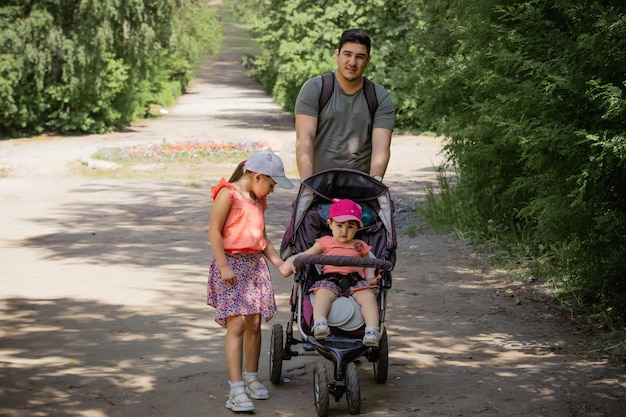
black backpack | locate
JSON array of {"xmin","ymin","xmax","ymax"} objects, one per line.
[{"xmin": 318, "ymin": 72, "xmax": 378, "ymax": 120}]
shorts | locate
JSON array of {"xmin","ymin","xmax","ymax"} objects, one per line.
[{"xmin": 309, "ymin": 273, "xmax": 379, "ymax": 298}]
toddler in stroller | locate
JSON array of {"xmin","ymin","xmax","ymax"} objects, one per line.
[
  {"xmin": 280, "ymin": 198, "xmax": 382, "ymax": 347},
  {"xmin": 272, "ymin": 168, "xmax": 396, "ymax": 416}
]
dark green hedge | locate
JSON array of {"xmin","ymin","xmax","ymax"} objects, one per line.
[
  {"xmin": 418, "ymin": 0, "xmax": 626, "ymax": 322},
  {"xmin": 0, "ymin": 0, "xmax": 221, "ymax": 137},
  {"xmin": 227, "ymin": 0, "xmax": 626, "ymax": 325}
]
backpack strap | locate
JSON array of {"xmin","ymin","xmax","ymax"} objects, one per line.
[
  {"xmin": 319, "ymin": 72, "xmax": 378, "ymax": 121},
  {"xmin": 362, "ymin": 76, "xmax": 378, "ymax": 121},
  {"xmin": 319, "ymin": 72, "xmax": 335, "ymax": 114}
]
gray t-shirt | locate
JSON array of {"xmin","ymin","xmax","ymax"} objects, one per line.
[{"xmin": 294, "ymin": 73, "xmax": 395, "ymax": 174}]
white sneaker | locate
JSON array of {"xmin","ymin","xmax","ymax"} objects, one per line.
[
  {"xmin": 225, "ymin": 388, "xmax": 255, "ymax": 412},
  {"xmin": 312, "ymin": 322, "xmax": 330, "ymax": 340},
  {"xmin": 363, "ymin": 329, "xmax": 380, "ymax": 347}
]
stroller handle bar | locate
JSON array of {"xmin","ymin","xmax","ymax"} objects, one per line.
[{"xmin": 293, "ymin": 254, "xmax": 393, "ymax": 271}]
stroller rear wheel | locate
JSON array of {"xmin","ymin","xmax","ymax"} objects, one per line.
[
  {"xmin": 345, "ymin": 361, "xmax": 361, "ymax": 415},
  {"xmin": 313, "ymin": 363, "xmax": 330, "ymax": 417},
  {"xmin": 269, "ymin": 323, "xmax": 283, "ymax": 384},
  {"xmin": 373, "ymin": 328, "xmax": 389, "ymax": 383}
]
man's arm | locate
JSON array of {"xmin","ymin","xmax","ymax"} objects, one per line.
[
  {"xmin": 295, "ymin": 114, "xmax": 318, "ymax": 181},
  {"xmin": 369, "ymin": 127, "xmax": 392, "ymax": 179}
]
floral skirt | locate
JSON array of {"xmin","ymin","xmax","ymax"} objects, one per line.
[{"xmin": 207, "ymin": 252, "xmax": 277, "ymax": 328}]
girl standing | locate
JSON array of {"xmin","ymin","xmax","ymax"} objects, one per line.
[{"xmin": 207, "ymin": 150, "xmax": 293, "ymax": 412}]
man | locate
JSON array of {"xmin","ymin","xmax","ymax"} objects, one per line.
[{"xmin": 294, "ymin": 28, "xmax": 395, "ymax": 181}]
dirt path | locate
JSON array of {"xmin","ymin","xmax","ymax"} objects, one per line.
[{"xmin": 1, "ymin": 3, "xmax": 625, "ymax": 417}]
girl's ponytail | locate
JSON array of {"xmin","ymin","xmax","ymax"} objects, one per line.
[{"xmin": 228, "ymin": 160, "xmax": 246, "ymax": 182}]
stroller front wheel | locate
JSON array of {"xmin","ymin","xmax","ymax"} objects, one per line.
[
  {"xmin": 269, "ymin": 323, "xmax": 283, "ymax": 384},
  {"xmin": 313, "ymin": 363, "xmax": 330, "ymax": 417},
  {"xmin": 345, "ymin": 361, "xmax": 361, "ymax": 415}
]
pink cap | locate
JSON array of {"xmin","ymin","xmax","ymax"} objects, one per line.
[{"xmin": 328, "ymin": 198, "xmax": 363, "ymax": 227}]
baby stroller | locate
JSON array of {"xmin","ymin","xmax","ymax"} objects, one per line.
[{"xmin": 272, "ymin": 168, "xmax": 396, "ymax": 416}]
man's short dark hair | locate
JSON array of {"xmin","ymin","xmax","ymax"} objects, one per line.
[{"xmin": 338, "ymin": 28, "xmax": 371, "ymax": 56}]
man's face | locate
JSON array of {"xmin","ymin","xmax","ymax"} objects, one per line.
[{"xmin": 335, "ymin": 42, "xmax": 371, "ymax": 82}]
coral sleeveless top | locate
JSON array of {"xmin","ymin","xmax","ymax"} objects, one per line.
[{"xmin": 211, "ymin": 178, "xmax": 267, "ymax": 254}]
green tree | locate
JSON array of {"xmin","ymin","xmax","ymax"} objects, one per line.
[
  {"xmin": 418, "ymin": 0, "xmax": 626, "ymax": 319},
  {"xmin": 0, "ymin": 0, "xmax": 221, "ymax": 136},
  {"xmin": 226, "ymin": 0, "xmax": 403, "ymax": 112},
  {"xmin": 227, "ymin": 0, "xmax": 626, "ymax": 324}
]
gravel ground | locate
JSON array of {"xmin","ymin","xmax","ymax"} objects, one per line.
[{"xmin": 1, "ymin": 2, "xmax": 625, "ymax": 417}]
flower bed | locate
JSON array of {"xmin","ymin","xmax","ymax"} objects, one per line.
[{"xmin": 94, "ymin": 141, "xmax": 266, "ymax": 163}]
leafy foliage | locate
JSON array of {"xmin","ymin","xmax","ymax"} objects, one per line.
[
  {"xmin": 0, "ymin": 0, "xmax": 221, "ymax": 136},
  {"xmin": 419, "ymin": 0, "xmax": 626, "ymax": 323},
  {"xmin": 227, "ymin": 0, "xmax": 626, "ymax": 325},
  {"xmin": 224, "ymin": 0, "xmax": 403, "ymax": 112}
]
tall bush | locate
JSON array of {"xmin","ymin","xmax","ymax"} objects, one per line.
[
  {"xmin": 0, "ymin": 0, "xmax": 221, "ymax": 136},
  {"xmin": 227, "ymin": 0, "xmax": 626, "ymax": 323},
  {"xmin": 417, "ymin": 0, "xmax": 626, "ymax": 320},
  {"xmin": 225, "ymin": 0, "xmax": 412, "ymax": 114}
]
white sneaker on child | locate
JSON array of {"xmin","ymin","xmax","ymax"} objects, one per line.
[
  {"xmin": 312, "ymin": 322, "xmax": 330, "ymax": 340},
  {"xmin": 363, "ymin": 328, "xmax": 380, "ymax": 347},
  {"xmin": 243, "ymin": 372, "xmax": 269, "ymax": 400},
  {"xmin": 226, "ymin": 382, "xmax": 255, "ymax": 412}
]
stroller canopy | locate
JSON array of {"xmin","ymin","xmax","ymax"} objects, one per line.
[{"xmin": 280, "ymin": 169, "xmax": 397, "ymax": 268}]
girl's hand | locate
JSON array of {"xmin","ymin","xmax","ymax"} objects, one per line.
[
  {"xmin": 221, "ymin": 266, "xmax": 237, "ymax": 286},
  {"xmin": 279, "ymin": 259, "xmax": 296, "ymax": 277}
]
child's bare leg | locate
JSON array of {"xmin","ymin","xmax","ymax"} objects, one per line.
[
  {"xmin": 312, "ymin": 288, "xmax": 336, "ymax": 340},
  {"xmin": 312, "ymin": 288, "xmax": 337, "ymax": 321},
  {"xmin": 243, "ymin": 314, "xmax": 262, "ymax": 373},
  {"xmin": 225, "ymin": 315, "xmax": 246, "ymax": 382},
  {"xmin": 242, "ymin": 314, "xmax": 269, "ymax": 400},
  {"xmin": 352, "ymin": 289, "xmax": 380, "ymax": 327},
  {"xmin": 353, "ymin": 289, "xmax": 381, "ymax": 347},
  {"xmin": 224, "ymin": 316, "xmax": 255, "ymax": 411}
]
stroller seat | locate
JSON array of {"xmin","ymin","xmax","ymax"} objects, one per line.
[
  {"xmin": 270, "ymin": 168, "xmax": 397, "ymax": 417},
  {"xmin": 308, "ymin": 293, "xmax": 365, "ymax": 332}
]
